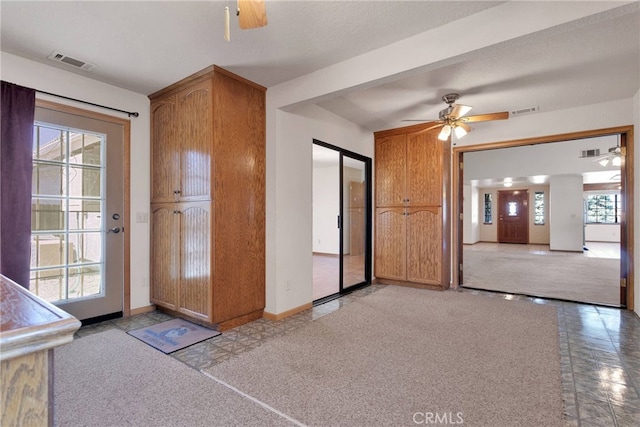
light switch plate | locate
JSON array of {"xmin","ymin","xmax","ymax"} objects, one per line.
[{"xmin": 136, "ymin": 212, "xmax": 149, "ymax": 223}]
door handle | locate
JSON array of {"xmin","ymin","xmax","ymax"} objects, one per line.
[{"xmin": 107, "ymin": 227, "xmax": 121, "ymax": 234}]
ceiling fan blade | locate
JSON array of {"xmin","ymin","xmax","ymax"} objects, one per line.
[
  {"xmin": 449, "ymin": 104, "xmax": 472, "ymax": 119},
  {"xmin": 411, "ymin": 122, "xmax": 445, "ymax": 135},
  {"xmin": 238, "ymin": 0, "xmax": 267, "ymax": 29},
  {"xmin": 457, "ymin": 122, "xmax": 472, "ymax": 133},
  {"xmin": 401, "ymin": 119, "xmax": 438, "ymax": 122},
  {"xmin": 463, "ymin": 111, "xmax": 509, "ymax": 123}
]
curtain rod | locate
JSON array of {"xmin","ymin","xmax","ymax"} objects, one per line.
[{"xmin": 36, "ymin": 88, "xmax": 139, "ymax": 118}]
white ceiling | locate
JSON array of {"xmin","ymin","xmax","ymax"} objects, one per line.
[{"xmin": 1, "ymin": 1, "xmax": 639, "ymax": 133}]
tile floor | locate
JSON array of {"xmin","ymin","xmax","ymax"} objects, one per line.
[{"xmin": 74, "ymin": 284, "xmax": 640, "ymax": 426}]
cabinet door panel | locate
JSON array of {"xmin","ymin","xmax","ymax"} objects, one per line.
[
  {"xmin": 407, "ymin": 130, "xmax": 442, "ymax": 206},
  {"xmin": 375, "ymin": 134, "xmax": 406, "ymax": 207},
  {"xmin": 179, "ymin": 202, "xmax": 211, "ymax": 320},
  {"xmin": 374, "ymin": 208, "xmax": 406, "ymax": 280},
  {"xmin": 150, "ymin": 98, "xmax": 178, "ymax": 203},
  {"xmin": 178, "ymin": 81, "xmax": 212, "ymax": 201},
  {"xmin": 406, "ymin": 207, "xmax": 442, "ymax": 284},
  {"xmin": 150, "ymin": 204, "xmax": 179, "ymax": 309}
]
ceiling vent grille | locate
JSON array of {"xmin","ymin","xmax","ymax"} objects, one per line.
[
  {"xmin": 510, "ymin": 106, "xmax": 539, "ymax": 116},
  {"xmin": 47, "ymin": 51, "xmax": 96, "ymax": 71},
  {"xmin": 580, "ymin": 149, "xmax": 601, "ymax": 158}
]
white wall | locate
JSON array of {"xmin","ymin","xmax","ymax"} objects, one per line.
[
  {"xmin": 549, "ymin": 175, "xmax": 585, "ymax": 252},
  {"xmin": 1, "ymin": 52, "xmax": 152, "ymax": 310},
  {"xmin": 312, "ymin": 165, "xmax": 340, "ymax": 254},
  {"xmin": 266, "ymin": 104, "xmax": 372, "ymax": 315},
  {"xmin": 584, "ymin": 224, "xmax": 620, "ymax": 242},
  {"xmin": 463, "ymin": 184, "xmax": 479, "ymax": 244}
]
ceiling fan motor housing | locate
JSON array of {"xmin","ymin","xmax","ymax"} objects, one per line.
[
  {"xmin": 441, "ymin": 93, "xmax": 460, "ymax": 105},
  {"xmin": 439, "ymin": 107, "xmax": 454, "ymax": 120}
]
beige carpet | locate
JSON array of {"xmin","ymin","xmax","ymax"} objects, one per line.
[
  {"xmin": 463, "ymin": 250, "xmax": 620, "ymax": 305},
  {"xmin": 54, "ymin": 329, "xmax": 291, "ymax": 427},
  {"xmin": 205, "ymin": 286, "xmax": 563, "ymax": 427}
]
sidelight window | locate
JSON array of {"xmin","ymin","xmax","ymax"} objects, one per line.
[
  {"xmin": 534, "ymin": 192, "xmax": 545, "ymax": 225},
  {"xmin": 483, "ymin": 193, "xmax": 492, "ymax": 224}
]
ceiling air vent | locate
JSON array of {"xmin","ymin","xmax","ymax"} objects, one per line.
[
  {"xmin": 510, "ymin": 106, "xmax": 539, "ymax": 116},
  {"xmin": 47, "ymin": 51, "xmax": 96, "ymax": 71},
  {"xmin": 580, "ymin": 149, "xmax": 601, "ymax": 158}
]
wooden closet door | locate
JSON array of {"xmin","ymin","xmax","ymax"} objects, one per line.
[
  {"xmin": 150, "ymin": 204, "xmax": 179, "ymax": 310},
  {"xmin": 407, "ymin": 130, "xmax": 443, "ymax": 207},
  {"xmin": 178, "ymin": 202, "xmax": 212, "ymax": 320},
  {"xmin": 150, "ymin": 97, "xmax": 178, "ymax": 203},
  {"xmin": 177, "ymin": 80, "xmax": 212, "ymax": 202},
  {"xmin": 374, "ymin": 207, "xmax": 406, "ymax": 280},
  {"xmin": 375, "ymin": 134, "xmax": 406, "ymax": 207},
  {"xmin": 406, "ymin": 207, "xmax": 442, "ymax": 284}
]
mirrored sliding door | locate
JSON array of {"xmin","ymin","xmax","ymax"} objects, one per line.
[{"xmin": 312, "ymin": 140, "xmax": 371, "ymax": 301}]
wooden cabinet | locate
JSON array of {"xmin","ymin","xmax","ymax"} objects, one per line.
[
  {"xmin": 374, "ymin": 125, "xmax": 449, "ymax": 288},
  {"xmin": 151, "ymin": 81, "xmax": 212, "ymax": 203},
  {"xmin": 149, "ymin": 66, "xmax": 265, "ymax": 330},
  {"xmin": 1, "ymin": 274, "xmax": 81, "ymax": 427},
  {"xmin": 151, "ymin": 202, "xmax": 211, "ymax": 320}
]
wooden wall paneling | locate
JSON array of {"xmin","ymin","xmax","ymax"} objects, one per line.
[
  {"xmin": 406, "ymin": 207, "xmax": 442, "ymax": 284},
  {"xmin": 375, "ymin": 134, "xmax": 406, "ymax": 207},
  {"xmin": 177, "ymin": 80, "xmax": 212, "ymax": 202},
  {"xmin": 178, "ymin": 202, "xmax": 211, "ymax": 320},
  {"xmin": 150, "ymin": 96, "xmax": 177, "ymax": 203},
  {"xmin": 374, "ymin": 207, "xmax": 407, "ymax": 280},
  {"xmin": 150, "ymin": 204, "xmax": 179, "ymax": 311},
  {"xmin": 211, "ymin": 71, "xmax": 266, "ymax": 323}
]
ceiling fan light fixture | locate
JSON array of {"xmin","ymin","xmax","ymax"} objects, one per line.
[
  {"xmin": 599, "ymin": 158, "xmax": 611, "ymax": 167},
  {"xmin": 438, "ymin": 125, "xmax": 452, "ymax": 141},
  {"xmin": 454, "ymin": 125, "xmax": 468, "ymax": 139},
  {"xmin": 612, "ymin": 156, "xmax": 622, "ymax": 167}
]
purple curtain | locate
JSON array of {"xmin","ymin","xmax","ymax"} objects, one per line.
[{"xmin": 1, "ymin": 81, "xmax": 36, "ymax": 288}]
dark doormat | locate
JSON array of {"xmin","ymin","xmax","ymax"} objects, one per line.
[{"xmin": 127, "ymin": 318, "xmax": 221, "ymax": 353}]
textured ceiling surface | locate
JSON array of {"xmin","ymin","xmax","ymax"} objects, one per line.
[{"xmin": 1, "ymin": 1, "xmax": 638, "ymax": 133}]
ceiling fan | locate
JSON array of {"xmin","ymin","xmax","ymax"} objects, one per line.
[
  {"xmin": 224, "ymin": 0, "xmax": 267, "ymax": 41},
  {"xmin": 403, "ymin": 93, "xmax": 509, "ymax": 141},
  {"xmin": 595, "ymin": 144, "xmax": 623, "ymax": 167}
]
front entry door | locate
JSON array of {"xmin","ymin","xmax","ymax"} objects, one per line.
[
  {"xmin": 30, "ymin": 105, "xmax": 125, "ymax": 321},
  {"xmin": 498, "ymin": 190, "xmax": 529, "ymax": 244}
]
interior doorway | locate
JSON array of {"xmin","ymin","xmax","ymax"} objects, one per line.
[
  {"xmin": 453, "ymin": 127, "xmax": 633, "ymax": 308},
  {"xmin": 312, "ymin": 140, "xmax": 372, "ymax": 302}
]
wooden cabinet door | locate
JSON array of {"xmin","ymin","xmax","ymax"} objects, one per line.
[
  {"xmin": 178, "ymin": 202, "xmax": 211, "ymax": 320},
  {"xmin": 150, "ymin": 204, "xmax": 179, "ymax": 310},
  {"xmin": 406, "ymin": 207, "xmax": 442, "ymax": 284},
  {"xmin": 177, "ymin": 80, "xmax": 213, "ymax": 201},
  {"xmin": 407, "ymin": 130, "xmax": 442, "ymax": 207},
  {"xmin": 150, "ymin": 97, "xmax": 178, "ymax": 203},
  {"xmin": 374, "ymin": 207, "xmax": 406, "ymax": 280},
  {"xmin": 375, "ymin": 134, "xmax": 406, "ymax": 207}
]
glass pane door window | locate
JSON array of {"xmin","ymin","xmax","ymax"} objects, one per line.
[
  {"xmin": 31, "ymin": 124, "xmax": 105, "ymax": 303},
  {"xmin": 342, "ymin": 156, "xmax": 367, "ymax": 290}
]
